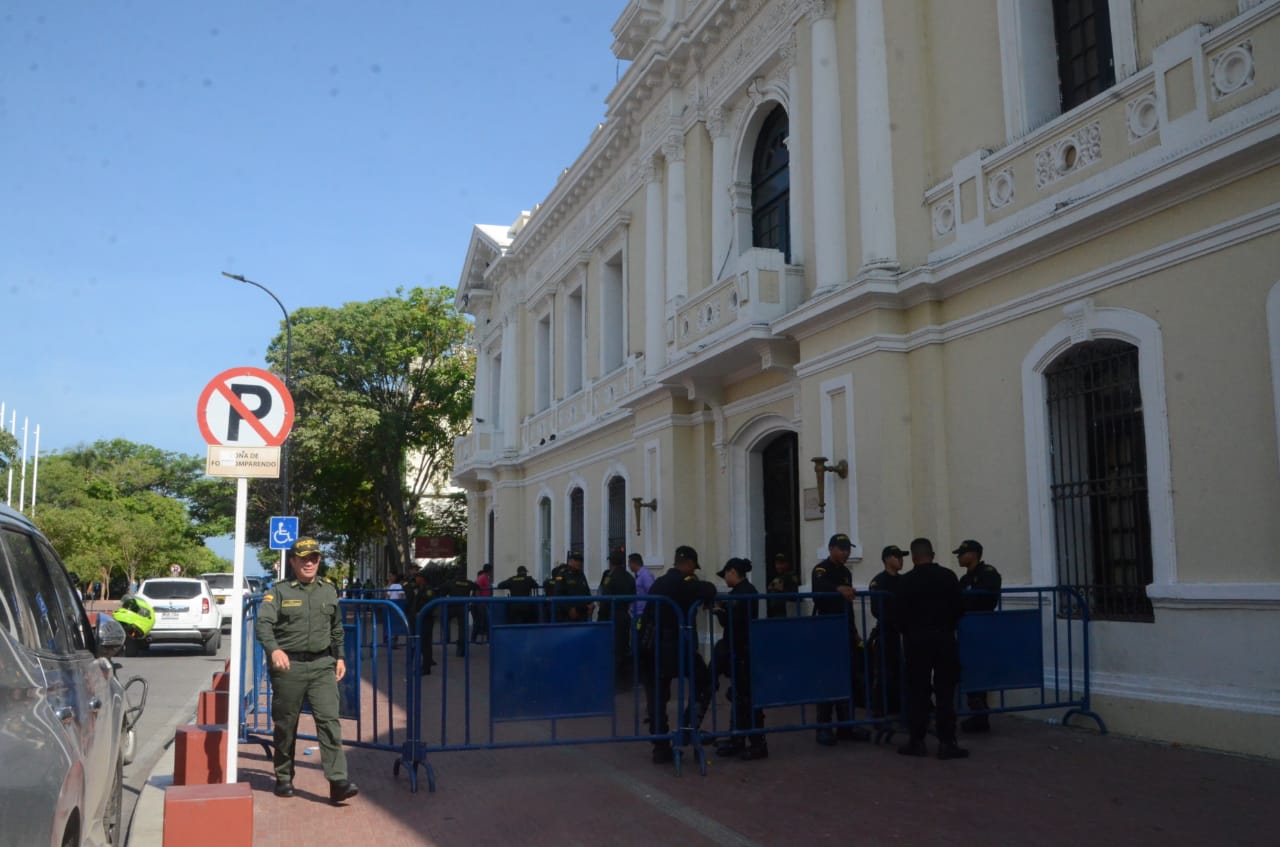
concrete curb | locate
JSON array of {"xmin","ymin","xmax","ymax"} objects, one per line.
[{"xmin": 125, "ymin": 741, "xmax": 173, "ymax": 847}]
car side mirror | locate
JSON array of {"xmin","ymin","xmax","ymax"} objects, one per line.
[{"xmin": 96, "ymin": 613, "xmax": 126, "ymax": 659}]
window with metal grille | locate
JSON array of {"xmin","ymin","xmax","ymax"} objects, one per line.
[
  {"xmin": 1045, "ymin": 339, "xmax": 1153, "ymax": 621},
  {"xmin": 1053, "ymin": 0, "xmax": 1116, "ymax": 113},
  {"xmin": 607, "ymin": 476, "xmax": 626, "ymax": 554},
  {"xmin": 569, "ymin": 487, "xmax": 584, "ymax": 560},
  {"xmin": 751, "ymin": 104, "xmax": 791, "ymax": 263},
  {"xmin": 538, "ymin": 498, "xmax": 552, "ymax": 583}
]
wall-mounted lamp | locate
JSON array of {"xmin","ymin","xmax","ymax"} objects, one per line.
[
  {"xmin": 810, "ymin": 456, "xmax": 848, "ymax": 514},
  {"xmin": 632, "ymin": 496, "xmax": 657, "ymax": 534}
]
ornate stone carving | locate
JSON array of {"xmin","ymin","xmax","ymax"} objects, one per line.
[
  {"xmin": 662, "ymin": 133, "xmax": 686, "ymax": 163},
  {"xmin": 1125, "ymin": 92, "xmax": 1159, "ymax": 142},
  {"xmin": 931, "ymin": 198, "xmax": 955, "ymax": 237},
  {"xmin": 706, "ymin": 105, "xmax": 729, "ymax": 139},
  {"xmin": 1211, "ymin": 41, "xmax": 1254, "ymax": 100},
  {"xmin": 802, "ymin": 0, "xmax": 836, "ymax": 23},
  {"xmin": 638, "ymin": 156, "xmax": 659, "ymax": 184},
  {"xmin": 1034, "ymin": 122, "xmax": 1102, "ymax": 189},
  {"xmin": 987, "ymin": 169, "xmax": 1015, "ymax": 210}
]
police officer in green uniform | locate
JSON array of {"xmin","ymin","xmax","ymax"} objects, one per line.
[
  {"xmin": 766, "ymin": 552, "xmax": 800, "ymax": 617},
  {"xmin": 547, "ymin": 550, "xmax": 594, "ymax": 622},
  {"xmin": 255, "ymin": 537, "xmax": 359, "ymax": 804},
  {"xmin": 811, "ymin": 533, "xmax": 871, "ymax": 746},
  {"xmin": 446, "ymin": 569, "xmax": 480, "ymax": 656},
  {"xmin": 497, "ymin": 565, "xmax": 540, "ymax": 624}
]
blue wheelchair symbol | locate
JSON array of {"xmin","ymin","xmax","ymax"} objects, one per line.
[{"xmin": 269, "ymin": 516, "xmax": 299, "ymax": 550}]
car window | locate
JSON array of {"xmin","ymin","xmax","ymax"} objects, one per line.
[
  {"xmin": 33, "ymin": 537, "xmax": 95, "ymax": 654},
  {"xmin": 141, "ymin": 580, "xmax": 203, "ymax": 600},
  {"xmin": 0, "ymin": 527, "xmax": 72, "ymax": 653},
  {"xmin": 204, "ymin": 574, "xmax": 235, "ymax": 589},
  {"xmin": 0, "ymin": 535, "xmax": 41, "ymax": 648}
]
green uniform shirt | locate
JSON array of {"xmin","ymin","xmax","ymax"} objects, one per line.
[{"xmin": 255, "ymin": 578, "xmax": 344, "ymax": 658}]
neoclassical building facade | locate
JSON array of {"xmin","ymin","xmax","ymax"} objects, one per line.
[{"xmin": 453, "ymin": 0, "xmax": 1280, "ymax": 755}]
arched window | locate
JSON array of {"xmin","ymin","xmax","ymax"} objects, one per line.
[
  {"xmin": 606, "ymin": 476, "xmax": 626, "ymax": 554},
  {"xmin": 1044, "ymin": 339, "xmax": 1152, "ymax": 620},
  {"xmin": 751, "ymin": 104, "xmax": 790, "ymax": 263},
  {"xmin": 538, "ymin": 497, "xmax": 552, "ymax": 582},
  {"xmin": 569, "ymin": 487, "xmax": 585, "ymax": 558}
]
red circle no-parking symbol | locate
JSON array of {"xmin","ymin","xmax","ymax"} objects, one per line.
[{"xmin": 197, "ymin": 367, "xmax": 294, "ymax": 447}]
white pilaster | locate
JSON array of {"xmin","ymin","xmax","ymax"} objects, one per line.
[
  {"xmin": 500, "ymin": 312, "xmax": 519, "ymax": 452},
  {"xmin": 855, "ymin": 0, "xmax": 898, "ymax": 271},
  {"xmin": 664, "ymin": 132, "xmax": 689, "ymax": 303},
  {"xmin": 708, "ymin": 107, "xmax": 733, "ymax": 283},
  {"xmin": 643, "ymin": 159, "xmax": 666, "ymax": 377},
  {"xmin": 807, "ymin": 1, "xmax": 848, "ymax": 288},
  {"xmin": 783, "ymin": 35, "xmax": 805, "ymax": 266}
]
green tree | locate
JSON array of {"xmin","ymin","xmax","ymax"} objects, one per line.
[
  {"xmin": 33, "ymin": 439, "xmax": 232, "ymax": 594},
  {"xmin": 0, "ymin": 429, "xmax": 17, "ymax": 474},
  {"xmin": 271, "ymin": 287, "xmax": 473, "ymax": 575}
]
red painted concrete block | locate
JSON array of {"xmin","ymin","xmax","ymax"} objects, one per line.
[
  {"xmin": 163, "ymin": 782, "xmax": 253, "ymax": 847},
  {"xmin": 173, "ymin": 725, "xmax": 228, "ymax": 786},
  {"xmin": 211, "ymin": 671, "xmax": 230, "ymax": 692},
  {"xmin": 196, "ymin": 689, "xmax": 229, "ymax": 725}
]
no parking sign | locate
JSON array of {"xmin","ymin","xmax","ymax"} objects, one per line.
[{"xmin": 197, "ymin": 367, "xmax": 293, "ymax": 477}]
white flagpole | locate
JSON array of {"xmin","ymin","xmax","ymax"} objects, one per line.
[
  {"xmin": 30, "ymin": 425, "xmax": 40, "ymax": 516},
  {"xmin": 5, "ymin": 410, "xmax": 14, "ymax": 506},
  {"xmin": 18, "ymin": 417, "xmax": 28, "ymax": 512}
]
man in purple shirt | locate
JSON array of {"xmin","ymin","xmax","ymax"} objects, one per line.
[{"xmin": 628, "ymin": 552, "xmax": 654, "ymax": 618}]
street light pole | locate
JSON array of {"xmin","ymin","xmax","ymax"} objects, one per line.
[{"xmin": 222, "ymin": 272, "xmax": 292, "ymax": 522}]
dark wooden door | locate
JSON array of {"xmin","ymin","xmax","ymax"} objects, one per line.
[{"xmin": 762, "ymin": 432, "xmax": 800, "ymax": 585}]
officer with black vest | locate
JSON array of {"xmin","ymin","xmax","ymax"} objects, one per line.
[
  {"xmin": 811, "ymin": 533, "xmax": 871, "ymax": 746},
  {"xmin": 497, "ymin": 565, "xmax": 540, "ymax": 624},
  {"xmin": 713, "ymin": 557, "xmax": 768, "ymax": 760},
  {"xmin": 547, "ymin": 550, "xmax": 593, "ymax": 622},
  {"xmin": 955, "ymin": 538, "xmax": 1002, "ymax": 733},
  {"xmin": 641, "ymin": 545, "xmax": 716, "ymax": 764}
]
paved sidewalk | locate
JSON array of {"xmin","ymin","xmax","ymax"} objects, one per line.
[{"xmin": 230, "ymin": 712, "xmax": 1276, "ymax": 847}]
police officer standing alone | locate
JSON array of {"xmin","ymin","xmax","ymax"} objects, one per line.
[
  {"xmin": 255, "ymin": 537, "xmax": 359, "ymax": 803},
  {"xmin": 766, "ymin": 552, "xmax": 799, "ymax": 618},
  {"xmin": 955, "ymin": 539, "xmax": 1002, "ymax": 733},
  {"xmin": 897, "ymin": 537, "xmax": 968, "ymax": 760}
]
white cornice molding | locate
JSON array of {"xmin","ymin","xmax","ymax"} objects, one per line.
[
  {"xmin": 791, "ymin": 201, "xmax": 1280, "ymax": 378},
  {"xmin": 1146, "ymin": 582, "xmax": 1280, "ymax": 608}
]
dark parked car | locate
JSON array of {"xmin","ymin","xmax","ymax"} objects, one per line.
[{"xmin": 0, "ymin": 503, "xmax": 143, "ymax": 847}]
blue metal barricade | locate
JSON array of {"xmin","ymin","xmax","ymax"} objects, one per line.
[
  {"xmin": 694, "ymin": 591, "xmax": 885, "ymax": 759},
  {"xmin": 955, "ymin": 585, "xmax": 1106, "ymax": 732},
  {"xmin": 238, "ymin": 596, "xmax": 422, "ymax": 789},
  {"xmin": 405, "ymin": 593, "xmax": 689, "ymax": 792}
]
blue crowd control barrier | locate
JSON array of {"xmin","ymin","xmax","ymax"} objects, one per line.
[
  {"xmin": 237, "ymin": 596, "xmax": 422, "ymax": 790},
  {"xmin": 955, "ymin": 585, "xmax": 1106, "ymax": 732},
  {"xmin": 405, "ymin": 594, "xmax": 690, "ymax": 793},
  {"xmin": 693, "ymin": 591, "xmax": 886, "ymax": 758}
]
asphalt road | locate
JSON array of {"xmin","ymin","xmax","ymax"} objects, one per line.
[{"xmin": 114, "ymin": 637, "xmax": 231, "ymax": 841}]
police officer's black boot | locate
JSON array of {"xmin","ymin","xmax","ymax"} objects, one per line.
[
  {"xmin": 714, "ymin": 737, "xmax": 745, "ymax": 758},
  {"xmin": 740, "ymin": 740, "xmax": 769, "ymax": 761},
  {"xmin": 329, "ymin": 780, "xmax": 360, "ymax": 804}
]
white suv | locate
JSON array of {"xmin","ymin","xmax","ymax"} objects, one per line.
[
  {"xmin": 202, "ymin": 572, "xmax": 244, "ymax": 629},
  {"xmin": 135, "ymin": 578, "xmax": 223, "ymax": 655}
]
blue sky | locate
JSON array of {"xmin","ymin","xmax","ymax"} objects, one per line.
[{"xmin": 2, "ymin": 1, "xmax": 625, "ymax": 463}]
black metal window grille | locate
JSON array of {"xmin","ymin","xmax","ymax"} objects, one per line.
[
  {"xmin": 1053, "ymin": 0, "xmax": 1116, "ymax": 113},
  {"xmin": 1045, "ymin": 339, "xmax": 1153, "ymax": 621},
  {"xmin": 487, "ymin": 509, "xmax": 495, "ymax": 566},
  {"xmin": 539, "ymin": 498, "xmax": 552, "ymax": 582},
  {"xmin": 607, "ymin": 477, "xmax": 626, "ymax": 555},
  {"xmin": 751, "ymin": 104, "xmax": 791, "ymax": 263},
  {"xmin": 569, "ymin": 487, "xmax": 584, "ymax": 560}
]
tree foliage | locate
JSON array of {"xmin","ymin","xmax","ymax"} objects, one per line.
[
  {"xmin": 268, "ymin": 286, "xmax": 473, "ymax": 574},
  {"xmin": 31, "ymin": 439, "xmax": 232, "ymax": 596}
]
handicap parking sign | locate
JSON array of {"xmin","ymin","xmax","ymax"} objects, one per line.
[{"xmin": 269, "ymin": 516, "xmax": 300, "ymax": 550}]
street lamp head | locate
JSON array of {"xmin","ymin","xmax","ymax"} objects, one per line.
[{"xmin": 221, "ymin": 271, "xmax": 248, "ymax": 282}]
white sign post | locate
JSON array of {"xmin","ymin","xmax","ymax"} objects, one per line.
[{"xmin": 198, "ymin": 367, "xmax": 294, "ymax": 785}]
